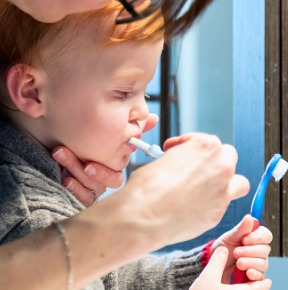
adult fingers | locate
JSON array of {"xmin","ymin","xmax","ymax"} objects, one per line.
[
  {"xmin": 62, "ymin": 177, "xmax": 99, "ymax": 207},
  {"xmin": 84, "ymin": 162, "xmax": 124, "ymax": 188},
  {"xmin": 139, "ymin": 113, "xmax": 159, "ymax": 133},
  {"xmin": 226, "ymin": 174, "xmax": 250, "ymax": 201},
  {"xmin": 163, "ymin": 133, "xmax": 214, "ymax": 151},
  {"xmin": 219, "ymin": 144, "xmax": 250, "ymax": 202},
  {"xmin": 52, "ymin": 146, "xmax": 124, "ymax": 191}
]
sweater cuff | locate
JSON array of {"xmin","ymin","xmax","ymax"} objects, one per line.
[{"xmin": 201, "ymin": 240, "xmax": 215, "ymax": 269}]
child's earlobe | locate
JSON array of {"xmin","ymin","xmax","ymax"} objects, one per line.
[{"xmin": 6, "ymin": 64, "xmax": 44, "ymax": 118}]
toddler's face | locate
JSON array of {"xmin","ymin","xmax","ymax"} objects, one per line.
[{"xmin": 39, "ymin": 38, "xmax": 164, "ymax": 171}]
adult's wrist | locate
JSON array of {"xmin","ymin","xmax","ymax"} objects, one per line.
[{"xmin": 63, "ymin": 190, "xmax": 157, "ymax": 288}]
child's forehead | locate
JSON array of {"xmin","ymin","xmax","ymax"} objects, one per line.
[{"xmin": 42, "ymin": 25, "xmax": 163, "ymax": 61}]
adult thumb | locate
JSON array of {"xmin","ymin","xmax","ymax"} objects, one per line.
[{"xmin": 201, "ymin": 246, "xmax": 229, "ymax": 282}]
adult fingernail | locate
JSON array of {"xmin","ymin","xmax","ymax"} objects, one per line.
[
  {"xmin": 84, "ymin": 165, "xmax": 97, "ymax": 176},
  {"xmin": 64, "ymin": 180, "xmax": 73, "ymax": 192},
  {"xmin": 52, "ymin": 149, "xmax": 66, "ymax": 162}
]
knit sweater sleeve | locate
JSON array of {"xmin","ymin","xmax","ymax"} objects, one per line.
[{"xmin": 103, "ymin": 242, "xmax": 213, "ymax": 290}]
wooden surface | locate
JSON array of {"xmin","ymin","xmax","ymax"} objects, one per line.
[
  {"xmin": 281, "ymin": 0, "xmax": 288, "ymax": 256},
  {"xmin": 265, "ymin": 0, "xmax": 288, "ymax": 256}
]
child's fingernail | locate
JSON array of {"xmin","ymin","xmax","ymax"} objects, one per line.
[
  {"xmin": 52, "ymin": 149, "xmax": 66, "ymax": 162},
  {"xmin": 84, "ymin": 165, "xmax": 97, "ymax": 176},
  {"xmin": 234, "ymin": 248, "xmax": 242, "ymax": 255}
]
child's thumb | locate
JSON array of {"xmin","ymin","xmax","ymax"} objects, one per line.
[
  {"xmin": 201, "ymin": 246, "xmax": 229, "ymax": 282},
  {"xmin": 230, "ymin": 214, "xmax": 255, "ymax": 241}
]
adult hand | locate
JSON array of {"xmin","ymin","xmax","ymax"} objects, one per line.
[
  {"xmin": 121, "ymin": 132, "xmax": 250, "ymax": 246},
  {"xmin": 211, "ymin": 214, "xmax": 273, "ymax": 283},
  {"xmin": 189, "ymin": 247, "xmax": 272, "ymax": 290},
  {"xmin": 8, "ymin": 0, "xmax": 109, "ymax": 22},
  {"xmin": 52, "ymin": 113, "xmax": 159, "ymax": 206}
]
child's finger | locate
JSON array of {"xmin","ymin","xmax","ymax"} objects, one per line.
[
  {"xmin": 246, "ymin": 268, "xmax": 265, "ymax": 281},
  {"xmin": 234, "ymin": 245, "xmax": 271, "ymax": 260},
  {"xmin": 235, "ymin": 257, "xmax": 268, "ymax": 275},
  {"xmin": 242, "ymin": 226, "xmax": 273, "ymax": 246},
  {"xmin": 229, "ymin": 214, "xmax": 255, "ymax": 241}
]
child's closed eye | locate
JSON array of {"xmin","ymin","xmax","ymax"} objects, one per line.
[
  {"xmin": 116, "ymin": 91, "xmax": 132, "ymax": 100},
  {"xmin": 115, "ymin": 91, "xmax": 150, "ymax": 101}
]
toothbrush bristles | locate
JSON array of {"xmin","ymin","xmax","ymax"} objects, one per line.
[{"xmin": 273, "ymin": 158, "xmax": 288, "ymax": 182}]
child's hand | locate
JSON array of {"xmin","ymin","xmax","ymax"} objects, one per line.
[
  {"xmin": 211, "ymin": 214, "xmax": 273, "ymax": 283},
  {"xmin": 52, "ymin": 113, "xmax": 159, "ymax": 206},
  {"xmin": 190, "ymin": 247, "xmax": 272, "ymax": 290},
  {"xmin": 8, "ymin": 0, "xmax": 109, "ymax": 22}
]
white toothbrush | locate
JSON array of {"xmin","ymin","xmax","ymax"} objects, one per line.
[{"xmin": 128, "ymin": 137, "xmax": 164, "ymax": 159}]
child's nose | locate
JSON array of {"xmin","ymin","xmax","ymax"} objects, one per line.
[{"xmin": 129, "ymin": 97, "xmax": 149, "ymax": 122}]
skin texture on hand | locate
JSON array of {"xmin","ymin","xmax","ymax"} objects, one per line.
[
  {"xmin": 189, "ymin": 247, "xmax": 272, "ymax": 290},
  {"xmin": 8, "ymin": 0, "xmax": 109, "ymax": 22},
  {"xmin": 120, "ymin": 132, "xmax": 250, "ymax": 245}
]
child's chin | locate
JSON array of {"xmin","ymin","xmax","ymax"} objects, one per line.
[{"xmin": 111, "ymin": 158, "xmax": 130, "ymax": 172}]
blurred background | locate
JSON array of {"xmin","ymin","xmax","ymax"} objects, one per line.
[{"xmin": 103, "ymin": 0, "xmax": 287, "ymax": 288}]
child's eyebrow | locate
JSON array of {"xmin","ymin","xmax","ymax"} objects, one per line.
[{"xmin": 113, "ymin": 69, "xmax": 144, "ymax": 80}]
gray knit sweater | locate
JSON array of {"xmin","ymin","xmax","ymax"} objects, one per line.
[{"xmin": 0, "ymin": 119, "xmax": 209, "ymax": 290}]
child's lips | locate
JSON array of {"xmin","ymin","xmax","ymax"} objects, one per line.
[
  {"xmin": 129, "ymin": 144, "xmax": 137, "ymax": 152},
  {"xmin": 127, "ymin": 141, "xmax": 137, "ymax": 152},
  {"xmin": 127, "ymin": 134, "xmax": 142, "ymax": 152}
]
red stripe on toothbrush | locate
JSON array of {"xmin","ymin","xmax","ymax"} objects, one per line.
[{"xmin": 232, "ymin": 219, "xmax": 260, "ymax": 284}]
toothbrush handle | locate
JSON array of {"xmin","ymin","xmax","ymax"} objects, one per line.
[{"xmin": 232, "ymin": 219, "xmax": 260, "ymax": 284}]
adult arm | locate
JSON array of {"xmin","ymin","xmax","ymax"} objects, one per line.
[{"xmin": 0, "ymin": 132, "xmax": 249, "ymax": 289}]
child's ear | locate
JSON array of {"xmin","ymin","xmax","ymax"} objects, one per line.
[{"xmin": 6, "ymin": 64, "xmax": 44, "ymax": 118}]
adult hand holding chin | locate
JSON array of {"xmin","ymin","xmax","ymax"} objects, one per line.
[{"xmin": 52, "ymin": 113, "xmax": 159, "ymax": 206}]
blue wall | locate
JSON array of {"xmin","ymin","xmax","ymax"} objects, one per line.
[
  {"xmin": 177, "ymin": 0, "xmax": 288, "ymax": 287},
  {"xmin": 104, "ymin": 0, "xmax": 288, "ymax": 286}
]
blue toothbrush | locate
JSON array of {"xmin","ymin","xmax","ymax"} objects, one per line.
[{"xmin": 233, "ymin": 153, "xmax": 288, "ymax": 283}]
